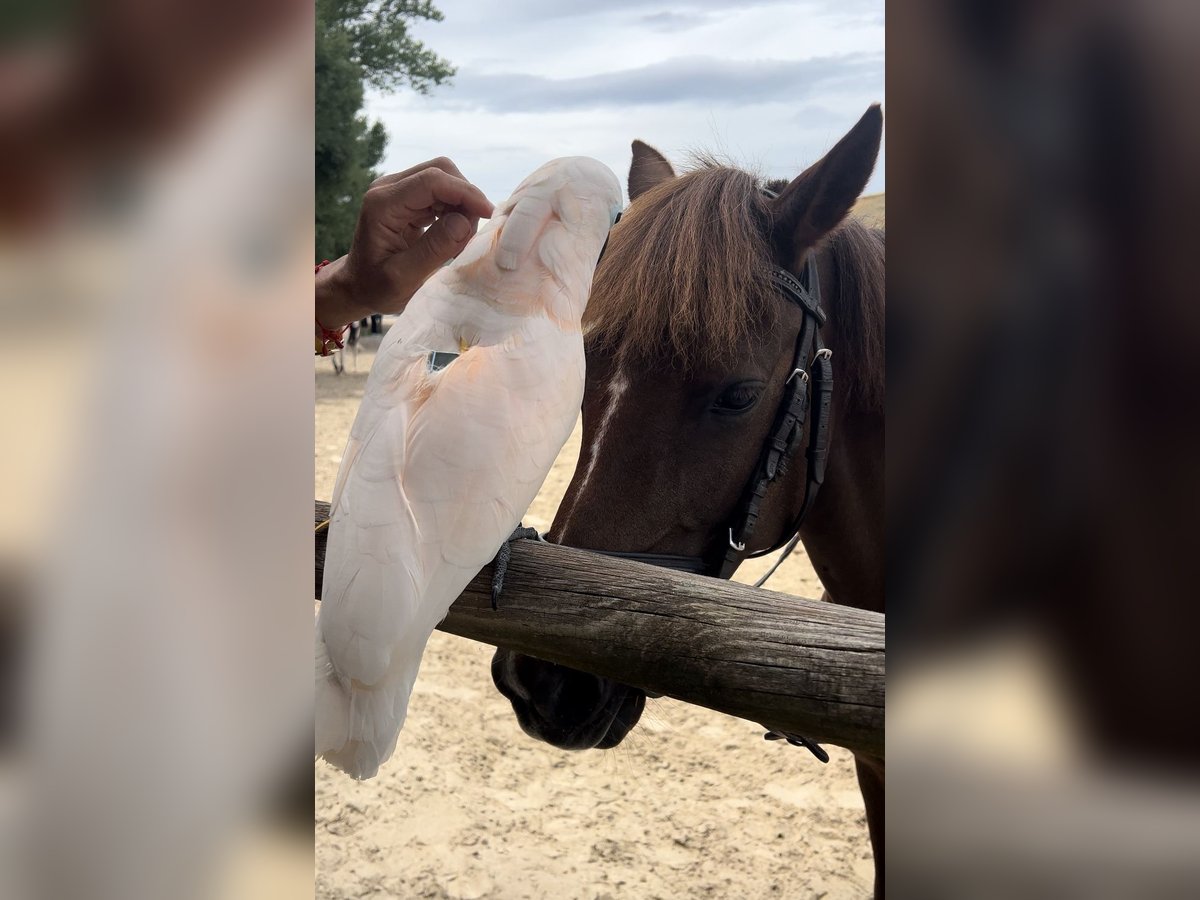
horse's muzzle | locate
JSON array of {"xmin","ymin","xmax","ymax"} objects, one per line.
[{"xmin": 491, "ymin": 649, "xmax": 645, "ymax": 750}]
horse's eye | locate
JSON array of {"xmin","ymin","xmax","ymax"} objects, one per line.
[{"xmin": 712, "ymin": 381, "xmax": 763, "ymax": 415}]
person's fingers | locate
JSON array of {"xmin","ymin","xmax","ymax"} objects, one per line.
[
  {"xmin": 371, "ymin": 167, "xmax": 493, "ymax": 222},
  {"xmin": 407, "ymin": 210, "xmax": 437, "ymax": 229},
  {"xmin": 368, "ymin": 156, "xmax": 467, "ymax": 190},
  {"xmin": 347, "ymin": 158, "xmax": 492, "ymax": 314},
  {"xmin": 392, "ymin": 211, "xmax": 475, "ymax": 286},
  {"xmin": 415, "ymin": 169, "xmax": 494, "ymax": 219}
]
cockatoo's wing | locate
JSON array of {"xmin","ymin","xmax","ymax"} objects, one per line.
[
  {"xmin": 316, "ymin": 328, "xmax": 427, "ymax": 777},
  {"xmin": 318, "ymin": 331, "xmax": 583, "ymax": 778}
]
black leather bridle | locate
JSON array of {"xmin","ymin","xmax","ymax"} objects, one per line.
[{"xmin": 597, "ymin": 243, "xmax": 833, "ymax": 584}]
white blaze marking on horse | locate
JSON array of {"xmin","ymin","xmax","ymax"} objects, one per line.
[{"xmin": 574, "ymin": 366, "xmax": 629, "ymax": 502}]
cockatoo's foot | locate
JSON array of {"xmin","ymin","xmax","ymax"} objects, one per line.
[
  {"xmin": 764, "ymin": 729, "xmax": 830, "ymax": 763},
  {"xmin": 490, "ymin": 525, "xmax": 541, "ymax": 610}
]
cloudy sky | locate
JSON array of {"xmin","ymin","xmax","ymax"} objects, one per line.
[{"xmin": 366, "ymin": 1, "xmax": 884, "ymax": 207}]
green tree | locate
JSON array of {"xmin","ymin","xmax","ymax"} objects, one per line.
[{"xmin": 316, "ymin": 0, "xmax": 454, "ymax": 262}]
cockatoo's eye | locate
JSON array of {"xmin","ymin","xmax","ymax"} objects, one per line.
[
  {"xmin": 611, "ymin": 208, "xmax": 623, "ymax": 227},
  {"xmin": 711, "ymin": 380, "xmax": 764, "ymax": 416}
]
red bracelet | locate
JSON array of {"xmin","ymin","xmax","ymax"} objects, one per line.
[{"xmin": 315, "ymin": 259, "xmax": 347, "ymax": 357}]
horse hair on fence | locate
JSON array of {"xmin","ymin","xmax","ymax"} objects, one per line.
[{"xmin": 314, "ymin": 500, "xmax": 884, "ymax": 758}]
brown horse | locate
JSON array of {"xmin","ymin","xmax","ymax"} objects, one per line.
[{"xmin": 492, "ymin": 107, "xmax": 885, "ymax": 895}]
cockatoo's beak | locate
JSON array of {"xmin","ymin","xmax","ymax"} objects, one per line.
[{"xmin": 597, "ymin": 211, "xmax": 622, "ymax": 264}]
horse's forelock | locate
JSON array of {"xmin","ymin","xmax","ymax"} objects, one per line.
[
  {"xmin": 584, "ymin": 160, "xmax": 885, "ymax": 413},
  {"xmin": 585, "ymin": 164, "xmax": 778, "ymax": 369}
]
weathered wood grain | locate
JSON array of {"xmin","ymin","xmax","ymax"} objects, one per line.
[{"xmin": 315, "ymin": 500, "xmax": 883, "ymax": 757}]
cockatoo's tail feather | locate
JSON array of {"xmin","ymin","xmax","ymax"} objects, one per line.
[{"xmin": 317, "ymin": 157, "xmax": 622, "ymax": 779}]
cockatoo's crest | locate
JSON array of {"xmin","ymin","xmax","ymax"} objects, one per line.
[{"xmin": 496, "ymin": 191, "xmax": 553, "ymax": 272}]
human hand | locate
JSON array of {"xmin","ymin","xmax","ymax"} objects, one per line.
[{"xmin": 316, "ymin": 157, "xmax": 494, "ymax": 330}]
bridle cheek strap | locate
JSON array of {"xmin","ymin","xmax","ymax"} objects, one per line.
[
  {"xmin": 797, "ymin": 337, "xmax": 834, "ymax": 521},
  {"xmin": 714, "ymin": 257, "xmax": 832, "ymax": 581}
]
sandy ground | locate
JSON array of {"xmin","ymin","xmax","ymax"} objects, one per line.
[{"xmin": 315, "ymin": 335, "xmax": 872, "ymax": 899}]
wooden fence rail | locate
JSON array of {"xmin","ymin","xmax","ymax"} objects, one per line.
[{"xmin": 315, "ymin": 500, "xmax": 883, "ymax": 757}]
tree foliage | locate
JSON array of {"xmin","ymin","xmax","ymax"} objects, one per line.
[{"xmin": 316, "ymin": 0, "xmax": 454, "ymax": 261}]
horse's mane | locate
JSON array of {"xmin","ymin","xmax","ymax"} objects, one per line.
[
  {"xmin": 586, "ymin": 161, "xmax": 885, "ymax": 412},
  {"xmin": 823, "ymin": 217, "xmax": 886, "ymax": 411}
]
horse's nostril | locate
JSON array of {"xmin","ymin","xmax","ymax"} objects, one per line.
[
  {"xmin": 500, "ymin": 654, "xmax": 608, "ymax": 726},
  {"xmin": 491, "ymin": 649, "xmax": 538, "ymax": 703},
  {"xmin": 528, "ymin": 664, "xmax": 603, "ymax": 720}
]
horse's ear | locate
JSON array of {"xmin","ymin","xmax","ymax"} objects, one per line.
[
  {"xmin": 629, "ymin": 140, "xmax": 676, "ymax": 201},
  {"xmin": 770, "ymin": 105, "xmax": 882, "ymax": 262}
]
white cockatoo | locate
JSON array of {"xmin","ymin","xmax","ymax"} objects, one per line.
[{"xmin": 317, "ymin": 157, "xmax": 623, "ymax": 779}]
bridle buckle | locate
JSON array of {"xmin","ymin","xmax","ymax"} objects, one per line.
[
  {"xmin": 787, "ymin": 368, "xmax": 809, "ymax": 385},
  {"xmin": 728, "ymin": 529, "xmax": 746, "ymax": 552}
]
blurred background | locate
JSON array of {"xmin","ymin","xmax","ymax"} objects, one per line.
[
  {"xmin": 0, "ymin": 1, "xmax": 315, "ymax": 898},
  {"xmin": 887, "ymin": 0, "xmax": 1200, "ymax": 895}
]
